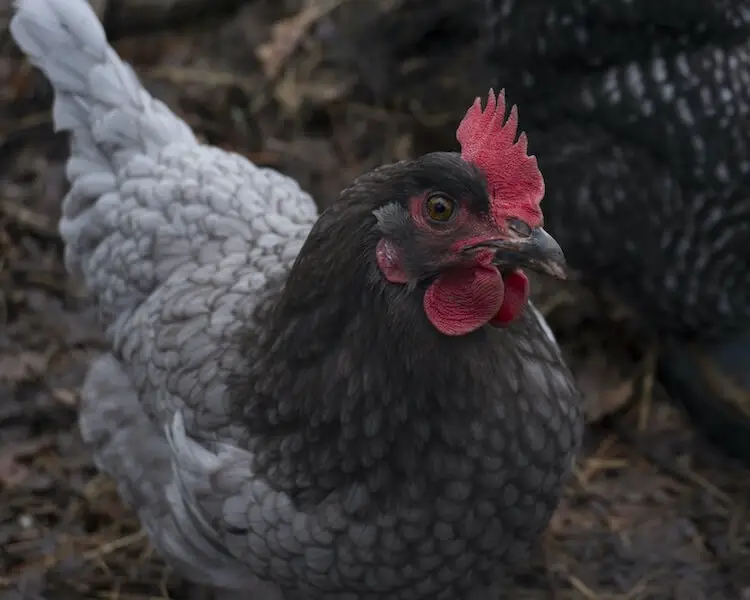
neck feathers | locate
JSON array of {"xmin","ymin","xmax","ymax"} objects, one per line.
[{"xmin": 228, "ymin": 226, "xmax": 529, "ymax": 507}]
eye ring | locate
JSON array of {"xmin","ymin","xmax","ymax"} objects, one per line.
[
  {"xmin": 424, "ymin": 194, "xmax": 456, "ymax": 223},
  {"xmin": 507, "ymin": 217, "xmax": 532, "ymax": 237}
]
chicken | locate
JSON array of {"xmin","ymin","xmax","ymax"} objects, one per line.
[
  {"xmin": 480, "ymin": 0, "xmax": 750, "ymax": 339},
  {"xmin": 9, "ymin": 0, "xmax": 583, "ymax": 598},
  {"xmin": 474, "ymin": 0, "xmax": 750, "ymax": 458}
]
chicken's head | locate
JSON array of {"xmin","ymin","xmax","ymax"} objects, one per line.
[{"xmin": 374, "ymin": 89, "xmax": 567, "ymax": 337}]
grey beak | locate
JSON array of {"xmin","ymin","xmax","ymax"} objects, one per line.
[{"xmin": 480, "ymin": 227, "xmax": 568, "ymax": 280}]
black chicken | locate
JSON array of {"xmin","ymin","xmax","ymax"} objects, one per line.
[{"xmin": 477, "ymin": 0, "xmax": 750, "ymax": 458}]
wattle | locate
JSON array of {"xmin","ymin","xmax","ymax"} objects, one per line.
[
  {"xmin": 423, "ymin": 262, "xmax": 530, "ymax": 335},
  {"xmin": 490, "ymin": 270, "xmax": 529, "ymax": 327}
]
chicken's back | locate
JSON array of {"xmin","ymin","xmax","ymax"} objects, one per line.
[
  {"xmin": 10, "ymin": 0, "xmax": 318, "ymax": 426},
  {"xmin": 11, "ymin": 0, "xmax": 317, "ymax": 332}
]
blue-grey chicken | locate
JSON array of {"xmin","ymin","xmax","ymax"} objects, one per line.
[{"xmin": 9, "ymin": 0, "xmax": 583, "ymax": 598}]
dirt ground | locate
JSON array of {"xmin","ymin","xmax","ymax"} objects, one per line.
[{"xmin": 0, "ymin": 1, "xmax": 749, "ymax": 599}]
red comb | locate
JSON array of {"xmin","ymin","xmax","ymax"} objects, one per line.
[{"xmin": 456, "ymin": 89, "xmax": 544, "ymax": 226}]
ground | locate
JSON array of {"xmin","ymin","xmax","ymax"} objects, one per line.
[{"xmin": 0, "ymin": 1, "xmax": 749, "ymax": 599}]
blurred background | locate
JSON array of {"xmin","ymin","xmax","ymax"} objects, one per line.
[{"xmin": 0, "ymin": 0, "xmax": 749, "ymax": 598}]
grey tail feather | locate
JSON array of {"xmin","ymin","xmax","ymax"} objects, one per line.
[
  {"xmin": 10, "ymin": 0, "xmax": 198, "ymax": 293},
  {"xmin": 9, "ymin": 0, "xmax": 196, "ymax": 166}
]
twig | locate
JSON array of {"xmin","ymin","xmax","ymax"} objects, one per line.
[
  {"xmin": 566, "ymin": 575, "xmax": 600, "ymax": 599},
  {"xmin": 146, "ymin": 67, "xmax": 256, "ymax": 92},
  {"xmin": 82, "ymin": 530, "xmax": 148, "ymax": 561},
  {"xmin": 636, "ymin": 345, "xmax": 659, "ymax": 432},
  {"xmin": 0, "ymin": 199, "xmax": 58, "ymax": 238}
]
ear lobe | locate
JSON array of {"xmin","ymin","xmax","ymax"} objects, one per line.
[{"xmin": 376, "ymin": 238, "xmax": 409, "ymax": 284}]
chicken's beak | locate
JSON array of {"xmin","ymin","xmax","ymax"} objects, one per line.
[{"xmin": 474, "ymin": 227, "xmax": 568, "ymax": 280}]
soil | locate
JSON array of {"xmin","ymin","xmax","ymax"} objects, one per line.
[{"xmin": 0, "ymin": 2, "xmax": 748, "ymax": 599}]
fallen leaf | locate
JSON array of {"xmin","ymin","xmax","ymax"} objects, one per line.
[
  {"xmin": 0, "ymin": 437, "xmax": 55, "ymax": 488},
  {"xmin": 51, "ymin": 388, "xmax": 78, "ymax": 407},
  {"xmin": 256, "ymin": 0, "xmax": 347, "ymax": 79},
  {"xmin": 0, "ymin": 351, "xmax": 49, "ymax": 382}
]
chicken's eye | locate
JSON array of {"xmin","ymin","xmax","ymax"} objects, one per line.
[{"xmin": 425, "ymin": 195, "xmax": 456, "ymax": 223}]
